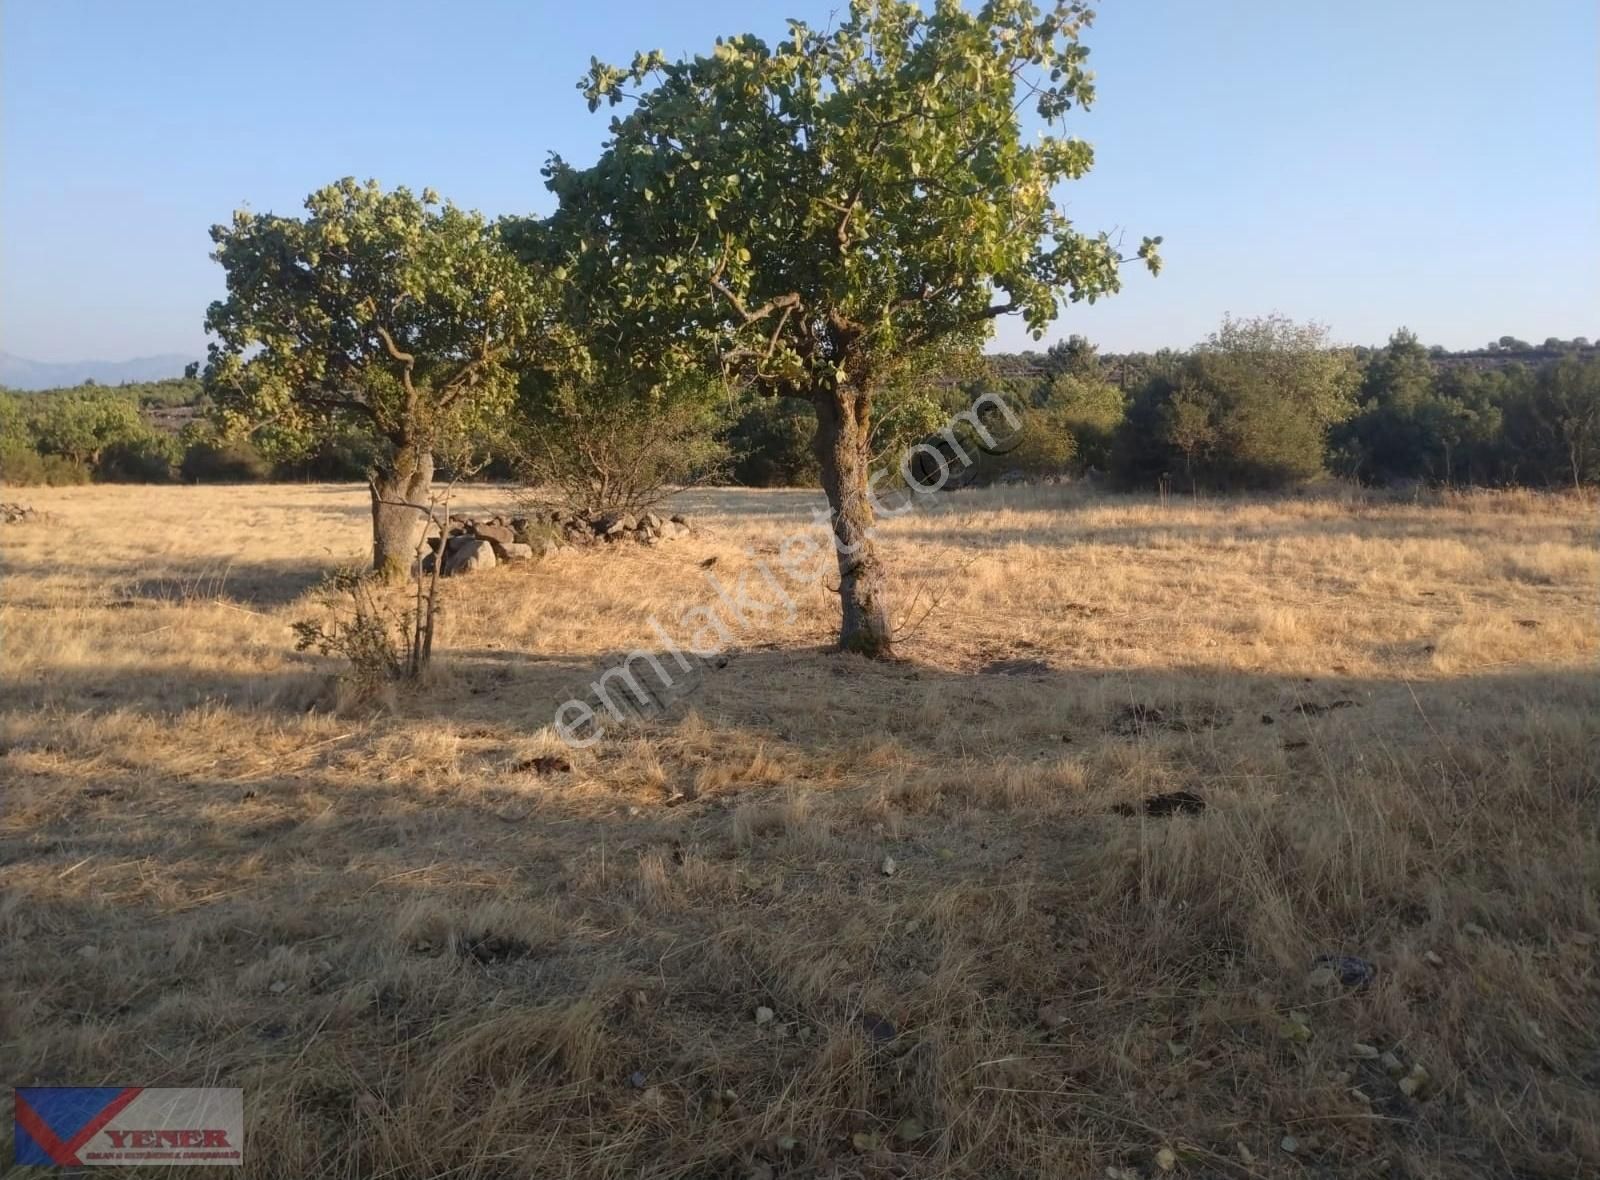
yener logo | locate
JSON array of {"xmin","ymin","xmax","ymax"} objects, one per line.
[{"xmin": 13, "ymin": 1088, "xmax": 243, "ymax": 1167}]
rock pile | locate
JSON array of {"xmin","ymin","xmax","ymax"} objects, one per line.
[
  {"xmin": 1, "ymin": 503, "xmax": 41, "ymax": 524},
  {"xmin": 543, "ymin": 508, "xmax": 696, "ymax": 547},
  {"xmin": 419, "ymin": 508, "xmax": 697, "ymax": 576},
  {"xmin": 421, "ymin": 514, "xmax": 541, "ymax": 577}
]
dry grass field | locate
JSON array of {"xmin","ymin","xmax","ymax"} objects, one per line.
[{"xmin": 2, "ymin": 481, "xmax": 1597, "ymax": 1179}]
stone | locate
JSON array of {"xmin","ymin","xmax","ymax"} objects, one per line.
[
  {"xmin": 1309, "ymin": 954, "xmax": 1375, "ymax": 988},
  {"xmin": 471, "ymin": 522, "xmax": 516, "ymax": 547},
  {"xmin": 497, "ymin": 542, "xmax": 535, "ymax": 562},
  {"xmin": 443, "ymin": 538, "xmax": 496, "ymax": 576},
  {"xmin": 1398, "ymin": 1063, "xmax": 1431, "ymax": 1098}
]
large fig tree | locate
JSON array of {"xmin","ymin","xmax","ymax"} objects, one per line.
[
  {"xmin": 204, "ymin": 179, "xmax": 555, "ymax": 575},
  {"xmin": 547, "ymin": 0, "xmax": 1159, "ymax": 655}
]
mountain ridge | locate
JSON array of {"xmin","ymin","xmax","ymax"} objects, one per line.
[{"xmin": 0, "ymin": 350, "xmax": 198, "ymax": 391}]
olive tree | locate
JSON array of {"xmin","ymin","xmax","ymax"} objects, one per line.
[
  {"xmin": 204, "ymin": 179, "xmax": 555, "ymax": 576},
  {"xmin": 30, "ymin": 389, "xmax": 147, "ymax": 470},
  {"xmin": 546, "ymin": 0, "xmax": 1159, "ymax": 656}
]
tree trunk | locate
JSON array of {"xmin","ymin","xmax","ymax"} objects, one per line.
[
  {"xmin": 369, "ymin": 449, "xmax": 434, "ymax": 579},
  {"xmin": 813, "ymin": 386, "xmax": 894, "ymax": 658}
]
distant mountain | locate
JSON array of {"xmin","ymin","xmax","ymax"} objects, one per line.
[{"xmin": 0, "ymin": 350, "xmax": 198, "ymax": 391}]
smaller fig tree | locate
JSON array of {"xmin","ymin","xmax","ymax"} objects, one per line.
[{"xmin": 204, "ymin": 178, "xmax": 557, "ymax": 576}]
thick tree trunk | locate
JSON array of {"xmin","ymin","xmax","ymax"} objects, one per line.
[
  {"xmin": 369, "ymin": 450, "xmax": 434, "ymax": 579},
  {"xmin": 813, "ymin": 386, "xmax": 894, "ymax": 658}
]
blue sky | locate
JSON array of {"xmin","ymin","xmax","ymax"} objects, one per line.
[{"xmin": 1, "ymin": 0, "xmax": 1594, "ymax": 363}]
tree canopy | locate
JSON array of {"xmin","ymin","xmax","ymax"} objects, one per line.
[
  {"xmin": 203, "ymin": 179, "xmax": 560, "ymax": 571},
  {"xmin": 547, "ymin": 0, "xmax": 1160, "ymax": 386},
  {"xmin": 205, "ymin": 179, "xmax": 554, "ymax": 460}
]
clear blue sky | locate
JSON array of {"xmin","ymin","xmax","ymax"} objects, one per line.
[{"xmin": 2, "ymin": 0, "xmax": 1594, "ymax": 363}]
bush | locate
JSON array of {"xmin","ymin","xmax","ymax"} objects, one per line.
[
  {"xmin": 1113, "ymin": 315, "xmax": 1359, "ymax": 491},
  {"xmin": 727, "ymin": 397, "xmax": 819, "ymax": 487},
  {"xmin": 180, "ymin": 434, "xmax": 272, "ymax": 482},
  {"xmin": 515, "ymin": 376, "xmax": 728, "ymax": 514},
  {"xmin": 1044, "ymin": 373, "xmax": 1125, "ymax": 472},
  {"xmin": 956, "ymin": 405, "xmax": 1076, "ymax": 484},
  {"xmin": 31, "ymin": 390, "xmax": 149, "ymax": 469},
  {"xmin": 99, "ymin": 431, "xmax": 179, "ymax": 482},
  {"xmin": 272, "ymin": 426, "xmax": 385, "ymax": 481},
  {"xmin": 0, "ymin": 443, "xmax": 89, "ymax": 486},
  {"xmin": 1499, "ymin": 357, "xmax": 1600, "ymax": 488}
]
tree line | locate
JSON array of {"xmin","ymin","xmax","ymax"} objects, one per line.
[
  {"xmin": 7, "ymin": 326, "xmax": 1595, "ymax": 496},
  {"xmin": 975, "ymin": 324, "xmax": 1600, "ymax": 492}
]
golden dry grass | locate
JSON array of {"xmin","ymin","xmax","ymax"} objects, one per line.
[{"xmin": 2, "ymin": 481, "xmax": 1597, "ymax": 1179}]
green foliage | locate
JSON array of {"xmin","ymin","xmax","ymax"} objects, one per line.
[
  {"xmin": 277, "ymin": 426, "xmax": 386, "ymax": 482},
  {"xmin": 0, "ymin": 443, "xmax": 90, "ymax": 485},
  {"xmin": 177, "ymin": 422, "xmax": 273, "ymax": 482},
  {"xmin": 1044, "ymin": 372, "xmax": 1125, "ymax": 470},
  {"xmin": 30, "ymin": 389, "xmax": 149, "ymax": 468},
  {"xmin": 204, "ymin": 178, "xmax": 558, "ymax": 473},
  {"xmin": 1334, "ymin": 329, "xmax": 1504, "ymax": 484},
  {"xmin": 991, "ymin": 405, "xmax": 1077, "ymax": 478},
  {"xmin": 1500, "ymin": 355, "xmax": 1600, "ymax": 487},
  {"xmin": 1115, "ymin": 315, "xmax": 1359, "ymax": 490},
  {"xmin": 0, "ymin": 392, "xmax": 28, "ymax": 451},
  {"xmin": 726, "ymin": 396, "xmax": 819, "ymax": 486},
  {"xmin": 292, "ymin": 570, "xmax": 409, "ymax": 701},
  {"xmin": 513, "ymin": 372, "xmax": 729, "ymax": 513},
  {"xmin": 545, "ymin": 0, "xmax": 1160, "ymax": 399},
  {"xmin": 114, "ymin": 377, "xmax": 204, "ymax": 410},
  {"xmin": 98, "ymin": 431, "xmax": 178, "ymax": 482}
]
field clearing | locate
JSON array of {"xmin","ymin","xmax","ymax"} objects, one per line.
[{"xmin": 2, "ymin": 482, "xmax": 1598, "ymax": 1179}]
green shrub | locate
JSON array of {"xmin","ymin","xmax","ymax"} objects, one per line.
[
  {"xmin": 99, "ymin": 431, "xmax": 179, "ymax": 482},
  {"xmin": 181, "ymin": 435, "xmax": 272, "ymax": 482},
  {"xmin": 727, "ymin": 398, "xmax": 819, "ymax": 487},
  {"xmin": 1113, "ymin": 315, "xmax": 1359, "ymax": 491},
  {"xmin": 1044, "ymin": 373, "xmax": 1125, "ymax": 471},
  {"xmin": 31, "ymin": 390, "xmax": 148, "ymax": 468},
  {"xmin": 0, "ymin": 443, "xmax": 90, "ymax": 485}
]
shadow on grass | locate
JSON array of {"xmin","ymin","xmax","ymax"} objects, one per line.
[
  {"xmin": 4, "ymin": 649, "xmax": 1596, "ymax": 1175},
  {"xmin": 122, "ymin": 556, "xmax": 353, "ymax": 609}
]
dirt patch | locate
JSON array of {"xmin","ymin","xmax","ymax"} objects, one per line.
[{"xmin": 1108, "ymin": 701, "xmax": 1231, "ymax": 737}]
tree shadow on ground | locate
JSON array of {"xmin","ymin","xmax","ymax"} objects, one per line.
[
  {"xmin": 117, "ymin": 557, "xmax": 340, "ymax": 609},
  {"xmin": 5, "ymin": 647, "xmax": 1595, "ymax": 1177}
]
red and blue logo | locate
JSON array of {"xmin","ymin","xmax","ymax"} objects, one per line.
[
  {"xmin": 13, "ymin": 1087, "xmax": 243, "ymax": 1166},
  {"xmin": 14, "ymin": 1088, "xmax": 144, "ymax": 1166}
]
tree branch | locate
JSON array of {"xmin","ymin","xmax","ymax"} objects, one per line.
[{"xmin": 709, "ymin": 277, "xmax": 802, "ymax": 326}]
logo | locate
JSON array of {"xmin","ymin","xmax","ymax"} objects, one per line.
[{"xmin": 14, "ymin": 1088, "xmax": 243, "ymax": 1167}]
